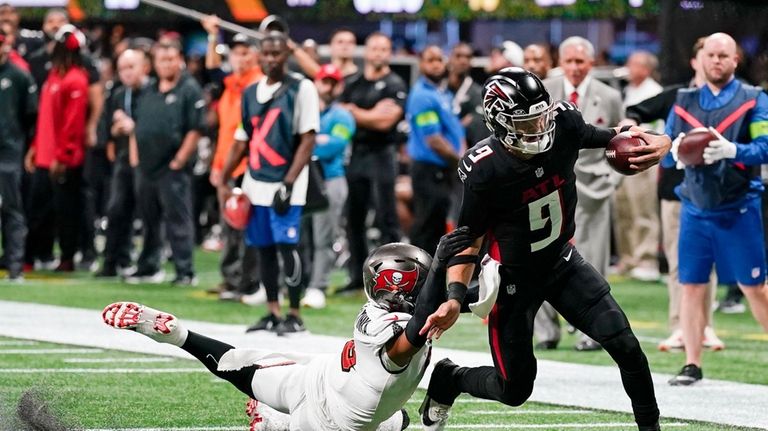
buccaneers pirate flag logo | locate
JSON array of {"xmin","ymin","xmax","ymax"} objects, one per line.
[{"xmin": 373, "ymin": 268, "xmax": 419, "ymax": 293}]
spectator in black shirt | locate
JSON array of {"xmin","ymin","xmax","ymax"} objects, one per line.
[
  {"xmin": 337, "ymin": 32, "xmax": 407, "ymax": 294},
  {"xmin": 0, "ymin": 25, "xmax": 37, "ymax": 281},
  {"xmin": 95, "ymin": 49, "xmax": 150, "ymax": 278},
  {"xmin": 126, "ymin": 40, "xmax": 205, "ymax": 286}
]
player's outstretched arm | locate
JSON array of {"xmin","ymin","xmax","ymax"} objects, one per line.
[
  {"xmin": 385, "ymin": 227, "xmax": 474, "ymax": 366},
  {"xmin": 622, "ymin": 126, "xmax": 672, "ymax": 171}
]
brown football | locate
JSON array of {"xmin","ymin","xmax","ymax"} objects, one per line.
[
  {"xmin": 605, "ymin": 132, "xmax": 647, "ymax": 176},
  {"xmin": 678, "ymin": 127, "xmax": 716, "ymax": 166}
]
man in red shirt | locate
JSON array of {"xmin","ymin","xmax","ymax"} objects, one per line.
[{"xmin": 24, "ymin": 25, "xmax": 89, "ymax": 271}]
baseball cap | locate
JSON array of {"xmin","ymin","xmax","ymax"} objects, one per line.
[
  {"xmin": 316, "ymin": 63, "xmax": 342, "ymax": 82},
  {"xmin": 231, "ymin": 33, "xmax": 253, "ymax": 48}
]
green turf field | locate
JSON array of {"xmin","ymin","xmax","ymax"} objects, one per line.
[{"xmin": 0, "ymin": 250, "xmax": 766, "ymax": 430}]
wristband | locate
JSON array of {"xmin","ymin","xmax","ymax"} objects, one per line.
[
  {"xmin": 208, "ymin": 34, "xmax": 217, "ymax": 43},
  {"xmin": 447, "ymin": 281, "xmax": 468, "ymax": 303},
  {"xmin": 619, "ymin": 125, "xmax": 632, "ymax": 133},
  {"xmin": 446, "ymin": 254, "xmax": 477, "ymax": 268}
]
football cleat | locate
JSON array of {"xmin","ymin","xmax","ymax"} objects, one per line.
[
  {"xmin": 419, "ymin": 395, "xmax": 451, "ymax": 431},
  {"xmin": 102, "ymin": 302, "xmax": 188, "ymax": 347},
  {"xmin": 703, "ymin": 326, "xmax": 725, "ymax": 351},
  {"xmin": 246, "ymin": 398, "xmax": 290, "ymax": 431}
]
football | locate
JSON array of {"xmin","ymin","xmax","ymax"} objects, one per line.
[
  {"xmin": 678, "ymin": 127, "xmax": 716, "ymax": 166},
  {"xmin": 223, "ymin": 188, "xmax": 251, "ymax": 230},
  {"xmin": 605, "ymin": 132, "xmax": 647, "ymax": 176}
]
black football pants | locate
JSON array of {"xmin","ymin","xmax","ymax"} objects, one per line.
[
  {"xmin": 0, "ymin": 169, "xmax": 27, "ymax": 274},
  {"xmin": 445, "ymin": 244, "xmax": 659, "ymax": 428}
]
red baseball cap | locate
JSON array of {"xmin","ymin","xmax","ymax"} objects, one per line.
[{"xmin": 316, "ymin": 64, "xmax": 343, "ymax": 82}]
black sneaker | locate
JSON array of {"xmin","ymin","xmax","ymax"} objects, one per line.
[
  {"xmin": 668, "ymin": 363, "xmax": 703, "ymax": 386},
  {"xmin": 639, "ymin": 423, "xmax": 661, "ymax": 431},
  {"xmin": 246, "ymin": 314, "xmax": 282, "ymax": 333},
  {"xmin": 275, "ymin": 315, "xmax": 306, "ymax": 336},
  {"xmin": 7, "ymin": 269, "xmax": 23, "ymax": 283}
]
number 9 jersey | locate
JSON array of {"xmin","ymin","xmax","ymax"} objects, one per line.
[{"xmin": 457, "ymin": 101, "xmax": 616, "ymax": 271}]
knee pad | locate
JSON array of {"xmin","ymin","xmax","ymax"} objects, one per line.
[
  {"xmin": 498, "ymin": 377, "xmax": 534, "ymax": 407},
  {"xmin": 601, "ymin": 329, "xmax": 645, "ymax": 368}
]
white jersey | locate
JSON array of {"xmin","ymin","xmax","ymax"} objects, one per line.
[{"xmin": 220, "ymin": 302, "xmax": 430, "ymax": 431}]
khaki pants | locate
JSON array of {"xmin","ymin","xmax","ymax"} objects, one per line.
[
  {"xmin": 614, "ymin": 165, "xmax": 660, "ymax": 270},
  {"xmin": 661, "ymin": 199, "xmax": 717, "ymax": 330}
]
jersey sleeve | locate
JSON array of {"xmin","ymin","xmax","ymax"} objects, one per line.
[
  {"xmin": 20, "ymin": 71, "xmax": 38, "ymax": 140},
  {"xmin": 314, "ymin": 108, "xmax": 354, "ymax": 161},
  {"xmin": 182, "ymin": 81, "xmax": 206, "ymax": 134},
  {"xmin": 551, "ymin": 101, "xmax": 614, "ymax": 149},
  {"xmin": 295, "ymin": 79, "xmax": 320, "ymax": 135},
  {"xmin": 353, "ymin": 303, "xmax": 412, "ymax": 372},
  {"xmin": 384, "ymin": 75, "xmax": 408, "ymax": 110},
  {"xmin": 734, "ymin": 91, "xmax": 768, "ymax": 165},
  {"xmin": 409, "ymin": 93, "xmax": 442, "ymax": 138}
]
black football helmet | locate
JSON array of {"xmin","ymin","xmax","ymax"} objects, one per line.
[
  {"xmin": 363, "ymin": 243, "xmax": 432, "ymax": 314},
  {"xmin": 482, "ymin": 67, "xmax": 556, "ymax": 154}
]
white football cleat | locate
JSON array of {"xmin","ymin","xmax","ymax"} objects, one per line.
[
  {"xmin": 102, "ymin": 302, "xmax": 188, "ymax": 347},
  {"xmin": 657, "ymin": 329, "xmax": 684, "ymax": 352},
  {"xmin": 419, "ymin": 395, "xmax": 451, "ymax": 431},
  {"xmin": 703, "ymin": 326, "xmax": 725, "ymax": 351},
  {"xmin": 246, "ymin": 399, "xmax": 290, "ymax": 431}
]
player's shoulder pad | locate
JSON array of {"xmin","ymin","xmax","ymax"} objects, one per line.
[
  {"xmin": 354, "ymin": 302, "xmax": 411, "ymax": 346},
  {"xmin": 552, "ymin": 100, "xmax": 584, "ymax": 131},
  {"xmin": 457, "ymin": 137, "xmax": 499, "ymax": 188}
]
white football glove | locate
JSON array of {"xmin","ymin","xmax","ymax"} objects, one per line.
[
  {"xmin": 703, "ymin": 126, "xmax": 737, "ymax": 165},
  {"xmin": 670, "ymin": 132, "xmax": 686, "ymax": 170}
]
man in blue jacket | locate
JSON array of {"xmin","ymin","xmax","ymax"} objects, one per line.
[
  {"xmin": 665, "ymin": 32, "xmax": 768, "ymax": 385},
  {"xmin": 303, "ymin": 64, "xmax": 356, "ymax": 309},
  {"xmin": 406, "ymin": 45, "xmax": 464, "ymax": 255}
]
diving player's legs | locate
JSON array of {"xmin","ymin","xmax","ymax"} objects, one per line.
[
  {"xmin": 547, "ymin": 251, "xmax": 659, "ymax": 431},
  {"xmin": 102, "ymin": 302, "xmax": 258, "ymax": 398}
]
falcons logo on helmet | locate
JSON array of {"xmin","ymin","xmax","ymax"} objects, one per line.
[
  {"xmin": 373, "ymin": 268, "xmax": 419, "ymax": 294},
  {"xmin": 483, "ymin": 81, "xmax": 517, "ymax": 118}
]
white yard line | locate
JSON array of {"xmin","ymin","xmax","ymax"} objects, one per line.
[
  {"xmin": 0, "ymin": 368, "xmax": 205, "ymax": 373},
  {"xmin": 1, "ymin": 300, "xmax": 766, "ymax": 429},
  {"xmin": 0, "ymin": 348, "xmax": 103, "ymax": 354},
  {"xmin": 64, "ymin": 357, "xmax": 176, "ymax": 363},
  {"xmin": 0, "ymin": 340, "xmax": 38, "ymax": 346},
  {"xmin": 471, "ymin": 410, "xmax": 592, "ymax": 415},
  {"xmin": 445, "ymin": 423, "xmax": 690, "ymax": 429}
]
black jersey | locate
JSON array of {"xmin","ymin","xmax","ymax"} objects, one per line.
[{"xmin": 457, "ymin": 101, "xmax": 616, "ymax": 270}]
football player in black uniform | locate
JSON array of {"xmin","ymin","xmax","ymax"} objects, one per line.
[{"xmin": 418, "ymin": 68, "xmax": 670, "ymax": 431}]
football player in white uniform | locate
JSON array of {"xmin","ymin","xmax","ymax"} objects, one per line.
[{"xmin": 102, "ymin": 227, "xmax": 473, "ymax": 431}]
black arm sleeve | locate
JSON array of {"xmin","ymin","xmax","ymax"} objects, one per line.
[
  {"xmin": 580, "ymin": 123, "xmax": 618, "ymax": 149},
  {"xmin": 625, "ymin": 84, "xmax": 683, "ymax": 124},
  {"xmin": 457, "ymin": 184, "xmax": 490, "ymax": 239},
  {"xmin": 404, "ymin": 265, "xmax": 447, "ymax": 348}
]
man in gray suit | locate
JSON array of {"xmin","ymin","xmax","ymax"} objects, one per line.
[{"xmin": 536, "ymin": 36, "xmax": 624, "ymax": 351}]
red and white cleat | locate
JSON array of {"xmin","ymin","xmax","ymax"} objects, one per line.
[
  {"xmin": 246, "ymin": 398, "xmax": 291, "ymax": 431},
  {"xmin": 102, "ymin": 302, "xmax": 188, "ymax": 347}
]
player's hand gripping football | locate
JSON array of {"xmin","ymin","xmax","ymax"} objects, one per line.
[
  {"xmin": 626, "ymin": 129, "xmax": 672, "ymax": 172},
  {"xmin": 421, "ymin": 227, "xmax": 475, "ymax": 340}
]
